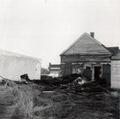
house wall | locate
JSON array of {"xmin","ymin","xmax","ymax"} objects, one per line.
[
  {"xmin": 111, "ymin": 60, "xmax": 120, "ymax": 88},
  {"xmin": 48, "ymin": 64, "xmax": 61, "ymax": 76},
  {"xmin": 61, "ymin": 55, "xmax": 110, "ymax": 76},
  {"xmin": 61, "ymin": 55, "xmax": 111, "ymax": 86},
  {"xmin": 61, "ymin": 55, "xmax": 110, "ymax": 63},
  {"xmin": 0, "ymin": 55, "xmax": 41, "ymax": 80},
  {"xmin": 64, "ymin": 63, "xmax": 72, "ymax": 76},
  {"xmin": 102, "ymin": 64, "xmax": 111, "ymax": 86}
]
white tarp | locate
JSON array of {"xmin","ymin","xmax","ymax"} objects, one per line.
[{"xmin": 0, "ymin": 50, "xmax": 41, "ymax": 80}]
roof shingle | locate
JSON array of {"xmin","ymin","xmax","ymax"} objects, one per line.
[{"xmin": 61, "ymin": 32, "xmax": 111, "ymax": 56}]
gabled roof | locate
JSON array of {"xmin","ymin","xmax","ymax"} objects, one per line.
[
  {"xmin": 61, "ymin": 32, "xmax": 111, "ymax": 56},
  {"xmin": 107, "ymin": 47, "xmax": 119, "ymax": 56},
  {"xmin": 111, "ymin": 50, "xmax": 120, "ymax": 60}
]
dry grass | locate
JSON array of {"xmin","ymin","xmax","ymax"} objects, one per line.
[
  {"xmin": 34, "ymin": 89, "xmax": 118, "ymax": 119},
  {"xmin": 0, "ymin": 80, "xmax": 119, "ymax": 119}
]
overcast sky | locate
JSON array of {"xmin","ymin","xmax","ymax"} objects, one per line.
[{"xmin": 0, "ymin": 0, "xmax": 120, "ymax": 68}]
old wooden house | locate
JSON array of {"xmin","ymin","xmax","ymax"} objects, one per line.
[{"xmin": 60, "ymin": 32, "xmax": 120, "ymax": 88}]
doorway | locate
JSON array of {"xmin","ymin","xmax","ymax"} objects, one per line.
[{"xmin": 94, "ymin": 66, "xmax": 101, "ymax": 80}]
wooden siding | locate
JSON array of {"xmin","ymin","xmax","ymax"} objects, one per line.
[
  {"xmin": 111, "ymin": 60, "xmax": 120, "ymax": 88},
  {"xmin": 48, "ymin": 63, "xmax": 61, "ymax": 76},
  {"xmin": 64, "ymin": 63, "xmax": 72, "ymax": 76},
  {"xmin": 102, "ymin": 64, "xmax": 111, "ymax": 87},
  {"xmin": 61, "ymin": 55, "xmax": 111, "ymax": 63}
]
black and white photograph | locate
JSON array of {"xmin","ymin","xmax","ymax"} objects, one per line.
[{"xmin": 0, "ymin": 0, "xmax": 120, "ymax": 119}]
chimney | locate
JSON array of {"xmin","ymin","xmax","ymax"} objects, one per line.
[{"xmin": 90, "ymin": 32, "xmax": 94, "ymax": 38}]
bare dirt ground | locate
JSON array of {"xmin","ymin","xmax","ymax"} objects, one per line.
[{"xmin": 0, "ymin": 80, "xmax": 119, "ymax": 119}]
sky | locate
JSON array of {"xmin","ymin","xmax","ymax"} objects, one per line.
[{"xmin": 0, "ymin": 0, "xmax": 120, "ymax": 68}]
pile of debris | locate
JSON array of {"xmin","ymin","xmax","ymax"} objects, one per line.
[{"xmin": 34, "ymin": 74, "xmax": 109, "ymax": 93}]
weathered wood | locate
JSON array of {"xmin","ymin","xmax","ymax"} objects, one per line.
[
  {"xmin": 102, "ymin": 64, "xmax": 111, "ymax": 87},
  {"xmin": 61, "ymin": 55, "xmax": 111, "ymax": 63},
  {"xmin": 111, "ymin": 60, "xmax": 120, "ymax": 88},
  {"xmin": 61, "ymin": 33, "xmax": 111, "ymax": 56}
]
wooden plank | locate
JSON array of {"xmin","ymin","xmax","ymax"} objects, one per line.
[
  {"xmin": 111, "ymin": 60, "xmax": 120, "ymax": 88},
  {"xmin": 61, "ymin": 55, "xmax": 110, "ymax": 63}
]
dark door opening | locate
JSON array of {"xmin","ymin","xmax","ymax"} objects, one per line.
[{"xmin": 94, "ymin": 66, "xmax": 101, "ymax": 80}]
